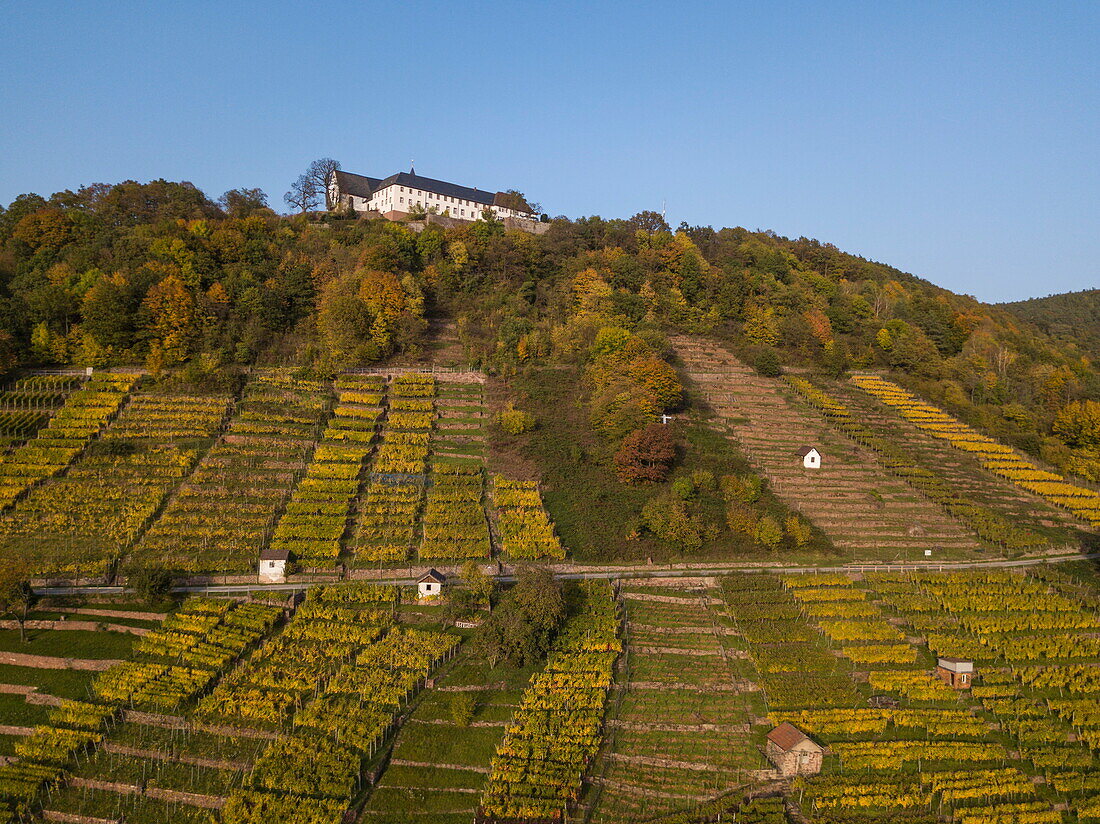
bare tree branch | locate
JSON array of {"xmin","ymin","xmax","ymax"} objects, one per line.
[
  {"xmin": 284, "ymin": 174, "xmax": 320, "ymax": 214},
  {"xmin": 306, "ymin": 158, "xmax": 341, "ymax": 210}
]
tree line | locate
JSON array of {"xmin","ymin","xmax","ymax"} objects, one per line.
[{"xmin": 1, "ymin": 171, "xmax": 1098, "ymax": 485}]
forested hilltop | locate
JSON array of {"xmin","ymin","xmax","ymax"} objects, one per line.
[
  {"xmin": 1003, "ymin": 289, "xmax": 1100, "ymax": 360},
  {"xmin": 2, "ymin": 176, "xmax": 1100, "ymax": 489}
]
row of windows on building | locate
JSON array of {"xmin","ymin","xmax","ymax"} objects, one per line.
[
  {"xmin": 368, "ymin": 197, "xmax": 490, "ymax": 219},
  {"xmin": 369, "ymin": 187, "xmax": 529, "ymax": 217},
  {"xmin": 371, "ymin": 186, "xmax": 490, "ymax": 211},
  {"xmin": 359, "ymin": 198, "xmax": 487, "ymax": 217}
]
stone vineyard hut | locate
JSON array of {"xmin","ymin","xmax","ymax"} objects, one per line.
[{"xmin": 765, "ymin": 722, "xmax": 824, "ymax": 777}]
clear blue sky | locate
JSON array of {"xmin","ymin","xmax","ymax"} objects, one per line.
[{"xmin": 1, "ymin": 1, "xmax": 1097, "ymax": 303}]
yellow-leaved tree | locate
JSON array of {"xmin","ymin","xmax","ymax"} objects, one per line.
[
  {"xmin": 585, "ymin": 326, "xmax": 683, "ymax": 440},
  {"xmin": 1054, "ymin": 400, "xmax": 1100, "ymax": 448},
  {"xmin": 317, "ymin": 268, "xmax": 425, "ymax": 367},
  {"xmin": 1053, "ymin": 399, "xmax": 1100, "ymax": 481},
  {"xmin": 572, "ymin": 268, "xmax": 613, "ymax": 317},
  {"xmin": 743, "ymin": 304, "xmax": 780, "ymax": 346},
  {"xmin": 141, "ymin": 274, "xmax": 196, "ymax": 367}
]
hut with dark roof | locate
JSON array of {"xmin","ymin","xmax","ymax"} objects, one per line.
[
  {"xmin": 797, "ymin": 445, "xmax": 822, "ymax": 469},
  {"xmin": 258, "ymin": 548, "xmax": 291, "ymax": 584},
  {"xmin": 417, "ymin": 568, "xmax": 446, "ymax": 600}
]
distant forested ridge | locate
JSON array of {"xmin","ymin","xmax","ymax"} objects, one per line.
[
  {"xmin": 1002, "ymin": 289, "xmax": 1100, "ymax": 359},
  {"xmin": 2, "ymin": 179, "xmax": 1100, "ymax": 482}
]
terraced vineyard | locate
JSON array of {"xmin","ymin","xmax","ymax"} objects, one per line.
[
  {"xmin": 585, "ymin": 584, "xmax": 768, "ymax": 821},
  {"xmin": 2, "ymin": 354, "xmax": 1086, "ymax": 580},
  {"xmin": 673, "ymin": 336, "xmax": 983, "ymax": 558},
  {"xmin": 779, "ymin": 374, "xmax": 1078, "ymax": 552},
  {"xmin": 0, "ymin": 377, "xmax": 226, "ymax": 577},
  {"xmin": 360, "ymin": 582, "xmax": 617, "ymax": 824},
  {"xmin": 826, "ymin": 376, "xmax": 1081, "ymax": 536},
  {"xmin": 0, "ymin": 598, "xmax": 258, "ymax": 822},
  {"xmin": 267, "ymin": 374, "xmax": 382, "ymax": 568},
  {"xmin": 359, "ymin": 652, "xmax": 534, "ymax": 823},
  {"xmin": 0, "ymin": 582, "xmax": 616, "ymax": 824},
  {"xmin": 0, "ymin": 372, "xmax": 138, "ymax": 515},
  {"xmin": 781, "ymin": 569, "xmax": 1100, "ymax": 823},
  {"xmin": 594, "ymin": 570, "xmax": 1100, "ymax": 822},
  {"xmin": 433, "ymin": 378, "xmax": 487, "ymax": 465},
  {"xmin": 0, "ymin": 584, "xmax": 462, "ymax": 824},
  {"xmin": 480, "ymin": 580, "xmax": 619, "ymax": 820},
  {"xmin": 133, "ymin": 371, "xmax": 327, "ymax": 573},
  {"xmin": 350, "ymin": 372, "xmax": 563, "ymax": 568},
  {"xmin": 4, "ymin": 345, "xmax": 1100, "ymax": 824},
  {"xmin": 0, "ymin": 375, "xmax": 85, "ymax": 448},
  {"xmin": 352, "ymin": 373, "xmax": 440, "ymax": 566},
  {"xmin": 849, "ymin": 375, "xmax": 1100, "ymax": 531},
  {"xmin": 0, "ymin": 367, "xmax": 568, "ymax": 583},
  {"xmin": 0, "ymin": 568, "xmax": 1099, "ymax": 822}
]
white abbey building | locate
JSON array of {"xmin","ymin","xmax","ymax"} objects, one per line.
[{"xmin": 329, "ymin": 167, "xmax": 539, "ymax": 224}]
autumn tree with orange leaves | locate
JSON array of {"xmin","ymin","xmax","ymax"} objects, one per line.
[
  {"xmin": 316, "ymin": 268, "xmax": 425, "ymax": 367},
  {"xmin": 614, "ymin": 422, "xmax": 679, "ymax": 484},
  {"xmin": 141, "ymin": 274, "xmax": 196, "ymax": 368},
  {"xmin": 585, "ymin": 326, "xmax": 682, "ymax": 440}
]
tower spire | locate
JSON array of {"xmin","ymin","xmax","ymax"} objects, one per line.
[{"xmin": 410, "ymin": 159, "xmax": 415, "ymax": 175}]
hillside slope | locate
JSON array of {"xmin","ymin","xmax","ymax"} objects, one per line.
[
  {"xmin": 1002, "ymin": 288, "xmax": 1100, "ymax": 358},
  {"xmin": 674, "ymin": 336, "xmax": 981, "ymax": 558},
  {"xmin": 4, "ymin": 178, "xmax": 1100, "ymax": 561}
]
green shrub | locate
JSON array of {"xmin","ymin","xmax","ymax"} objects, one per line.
[
  {"xmin": 753, "ymin": 348, "xmax": 782, "ymax": 377},
  {"xmin": 448, "ymin": 692, "xmax": 475, "ymax": 727},
  {"xmin": 754, "ymin": 516, "xmax": 783, "ymax": 550},
  {"xmin": 671, "ymin": 476, "xmax": 695, "ymax": 499},
  {"xmin": 690, "ymin": 469, "xmax": 716, "ymax": 492},
  {"xmin": 721, "ymin": 473, "xmax": 762, "ymax": 504},
  {"xmin": 785, "ymin": 515, "xmax": 812, "ymax": 547},
  {"xmin": 496, "ymin": 403, "xmax": 536, "ymax": 435},
  {"xmin": 641, "ymin": 493, "xmax": 703, "ymax": 551}
]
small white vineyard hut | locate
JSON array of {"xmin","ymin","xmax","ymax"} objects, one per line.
[
  {"xmin": 258, "ymin": 548, "xmax": 290, "ymax": 584},
  {"xmin": 797, "ymin": 446, "xmax": 822, "ymax": 469},
  {"xmin": 417, "ymin": 568, "xmax": 447, "ymax": 600}
]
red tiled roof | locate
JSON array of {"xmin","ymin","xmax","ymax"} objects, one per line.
[{"xmin": 766, "ymin": 722, "xmax": 810, "ymax": 751}]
